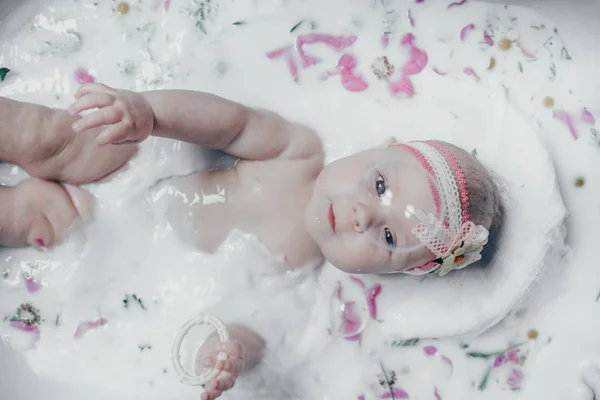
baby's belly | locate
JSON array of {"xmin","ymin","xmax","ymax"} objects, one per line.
[{"xmin": 147, "ymin": 171, "xmax": 237, "ymax": 253}]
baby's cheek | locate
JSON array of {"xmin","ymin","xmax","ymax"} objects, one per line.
[{"xmin": 331, "ymin": 236, "xmax": 381, "ymax": 273}]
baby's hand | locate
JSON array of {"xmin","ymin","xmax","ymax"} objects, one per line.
[
  {"xmin": 68, "ymin": 83, "xmax": 154, "ymax": 146},
  {"xmin": 196, "ymin": 338, "xmax": 245, "ymax": 400}
]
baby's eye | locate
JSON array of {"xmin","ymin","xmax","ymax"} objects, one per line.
[
  {"xmin": 384, "ymin": 228, "xmax": 395, "ymax": 248},
  {"xmin": 375, "ymin": 174, "xmax": 386, "ymax": 196}
]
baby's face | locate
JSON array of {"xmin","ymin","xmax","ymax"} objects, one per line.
[{"xmin": 305, "ymin": 146, "xmax": 438, "ymax": 274}]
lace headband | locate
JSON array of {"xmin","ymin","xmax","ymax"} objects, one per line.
[{"xmin": 396, "ymin": 141, "xmax": 489, "ymax": 276}]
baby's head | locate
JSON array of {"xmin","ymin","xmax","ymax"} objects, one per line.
[{"xmin": 305, "ymin": 139, "xmax": 501, "ymax": 276}]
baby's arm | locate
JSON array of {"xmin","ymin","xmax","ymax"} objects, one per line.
[
  {"xmin": 70, "ymin": 84, "xmax": 322, "ymax": 162},
  {"xmin": 145, "ymin": 91, "xmax": 320, "ymax": 161},
  {"xmin": 197, "ymin": 324, "xmax": 265, "ymax": 400}
]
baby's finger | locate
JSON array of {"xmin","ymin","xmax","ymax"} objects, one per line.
[
  {"xmin": 216, "ymin": 341, "xmax": 245, "ymax": 358},
  {"xmin": 202, "ymin": 354, "xmax": 217, "ymax": 369},
  {"xmin": 72, "ymin": 107, "xmax": 123, "ymax": 133},
  {"xmin": 202, "ymin": 387, "xmax": 223, "ymax": 400},
  {"xmin": 215, "ymin": 358, "xmax": 244, "ymax": 375},
  {"xmin": 206, "ymin": 373, "xmax": 236, "ymax": 392},
  {"xmin": 96, "ymin": 121, "xmax": 131, "ymax": 146},
  {"xmin": 74, "ymin": 83, "xmax": 112, "ymax": 99},
  {"xmin": 214, "ymin": 374, "xmax": 237, "ymax": 392},
  {"xmin": 68, "ymin": 92, "xmax": 116, "ymax": 116}
]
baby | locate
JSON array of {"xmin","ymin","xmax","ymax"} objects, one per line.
[
  {"xmin": 0, "ymin": 97, "xmax": 137, "ymax": 249},
  {"xmin": 67, "ymin": 83, "xmax": 502, "ymax": 399}
]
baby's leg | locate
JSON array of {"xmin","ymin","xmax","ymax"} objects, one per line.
[
  {"xmin": 0, "ymin": 97, "xmax": 138, "ymax": 184},
  {"xmin": 0, "ymin": 179, "xmax": 94, "ymax": 248}
]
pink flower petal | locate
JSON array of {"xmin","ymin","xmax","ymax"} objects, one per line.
[
  {"xmin": 342, "ymin": 301, "xmax": 363, "ymax": 336},
  {"xmin": 345, "ymin": 334, "xmax": 361, "ymax": 341},
  {"xmin": 507, "ymin": 349, "xmax": 520, "ymax": 364},
  {"xmin": 266, "ymin": 46, "xmax": 300, "ymax": 83},
  {"xmin": 460, "ymin": 24, "xmax": 476, "ymax": 41},
  {"xmin": 342, "ymin": 76, "xmax": 369, "ymax": 92},
  {"xmin": 24, "ymin": 276, "xmax": 42, "ymax": 293},
  {"xmin": 296, "ymin": 34, "xmax": 357, "ymax": 68},
  {"xmin": 326, "ymin": 54, "xmax": 369, "ymax": 93},
  {"xmin": 416, "ymin": 0, "xmax": 424, "ymax": 2},
  {"xmin": 514, "ymin": 40, "xmax": 536, "ymax": 58},
  {"xmin": 400, "ymin": 34, "xmax": 428, "ymax": 76},
  {"xmin": 434, "ymin": 387, "xmax": 442, "ymax": 400},
  {"xmin": 336, "ymin": 281, "xmax": 344, "ymax": 301},
  {"xmin": 463, "ymin": 67, "xmax": 480, "ymax": 81},
  {"xmin": 493, "ymin": 354, "xmax": 506, "ymax": 367},
  {"xmin": 553, "ymin": 110, "xmax": 578, "ymax": 139},
  {"xmin": 382, "ymin": 34, "xmax": 390, "ymax": 48},
  {"xmin": 582, "ymin": 108, "xmax": 595, "ymax": 125},
  {"xmin": 441, "ymin": 355, "xmax": 454, "ymax": 371},
  {"xmin": 483, "ymin": 31, "xmax": 494, "ymax": 46},
  {"xmin": 163, "ymin": 0, "xmax": 171, "ymax": 11},
  {"xmin": 389, "ymin": 75, "xmax": 415, "ymax": 97},
  {"xmin": 350, "ymin": 276, "xmax": 366, "ymax": 288},
  {"xmin": 10, "ymin": 321, "xmax": 41, "ymax": 346},
  {"xmin": 74, "ymin": 318, "xmax": 108, "ymax": 338},
  {"xmin": 424, "ymin": 345, "xmax": 438, "ymax": 355},
  {"xmin": 507, "ymin": 368, "xmax": 524, "ymax": 388},
  {"xmin": 358, "ymin": 396, "xmax": 366, "ymax": 400},
  {"xmin": 368, "ymin": 284, "xmax": 382, "ymax": 319},
  {"xmin": 381, "ymin": 388, "xmax": 409, "ymax": 399},
  {"xmin": 448, "ymin": 0, "xmax": 467, "ymax": 8},
  {"xmin": 403, "ymin": 47, "xmax": 428, "ymax": 75},
  {"xmin": 433, "ymin": 67, "xmax": 447, "ymax": 75},
  {"xmin": 400, "ymin": 33, "xmax": 415, "ymax": 46},
  {"xmin": 75, "ymin": 68, "xmax": 95, "ymax": 84},
  {"xmin": 408, "ymin": 9, "xmax": 415, "ymax": 27}
]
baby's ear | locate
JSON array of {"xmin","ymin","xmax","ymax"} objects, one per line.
[{"xmin": 380, "ymin": 136, "xmax": 398, "ymax": 148}]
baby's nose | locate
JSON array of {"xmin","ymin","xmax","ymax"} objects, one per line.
[{"xmin": 352, "ymin": 203, "xmax": 375, "ymax": 233}]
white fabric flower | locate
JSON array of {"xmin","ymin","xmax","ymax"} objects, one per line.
[{"xmin": 437, "ymin": 225, "xmax": 489, "ymax": 276}]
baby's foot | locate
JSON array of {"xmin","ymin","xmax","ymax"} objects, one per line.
[
  {"xmin": 0, "ymin": 179, "xmax": 94, "ymax": 248},
  {"xmin": 20, "ymin": 108, "xmax": 138, "ymax": 185}
]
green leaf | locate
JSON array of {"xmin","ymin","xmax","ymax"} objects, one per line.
[
  {"xmin": 478, "ymin": 366, "xmax": 493, "ymax": 391},
  {"xmin": 466, "ymin": 351, "xmax": 493, "ymax": 359},
  {"xmin": 232, "ymin": 21, "xmax": 245, "ymax": 26},
  {"xmin": 391, "ymin": 338, "xmax": 420, "ymax": 347},
  {"xmin": 0, "ymin": 68, "xmax": 10, "ymax": 81},
  {"xmin": 290, "ymin": 20, "xmax": 305, "ymax": 33}
]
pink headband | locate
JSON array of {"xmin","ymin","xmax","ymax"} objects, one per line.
[{"xmin": 396, "ymin": 141, "xmax": 489, "ymax": 276}]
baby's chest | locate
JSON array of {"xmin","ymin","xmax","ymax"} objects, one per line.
[
  {"xmin": 236, "ymin": 160, "xmax": 315, "ymax": 212},
  {"xmin": 236, "ymin": 161, "xmax": 322, "ymax": 267}
]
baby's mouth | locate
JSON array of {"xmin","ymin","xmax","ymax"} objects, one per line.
[{"xmin": 328, "ymin": 204, "xmax": 336, "ymax": 232}]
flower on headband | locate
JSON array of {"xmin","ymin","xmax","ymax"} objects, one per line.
[{"xmin": 437, "ymin": 225, "xmax": 489, "ymax": 276}]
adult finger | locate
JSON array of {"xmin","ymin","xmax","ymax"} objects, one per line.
[
  {"xmin": 68, "ymin": 92, "xmax": 116, "ymax": 115},
  {"xmin": 72, "ymin": 107, "xmax": 122, "ymax": 133}
]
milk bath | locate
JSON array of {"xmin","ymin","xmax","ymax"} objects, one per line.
[{"xmin": 0, "ymin": 0, "xmax": 597, "ymax": 399}]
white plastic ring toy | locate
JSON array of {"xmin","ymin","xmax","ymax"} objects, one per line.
[{"xmin": 171, "ymin": 313, "xmax": 230, "ymax": 387}]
